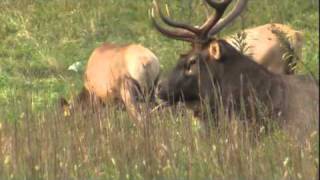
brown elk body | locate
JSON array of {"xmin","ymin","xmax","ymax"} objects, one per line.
[
  {"xmin": 226, "ymin": 23, "xmax": 303, "ymax": 74},
  {"xmin": 65, "ymin": 43, "xmax": 160, "ymax": 124},
  {"xmin": 152, "ymin": 0, "xmax": 318, "ymax": 138}
]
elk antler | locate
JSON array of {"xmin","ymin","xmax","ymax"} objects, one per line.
[
  {"xmin": 151, "ymin": 0, "xmax": 197, "ymax": 42},
  {"xmin": 199, "ymin": 0, "xmax": 232, "ymax": 37},
  {"xmin": 151, "ymin": 0, "xmax": 247, "ymax": 43},
  {"xmin": 206, "ymin": 0, "xmax": 247, "ymax": 37}
]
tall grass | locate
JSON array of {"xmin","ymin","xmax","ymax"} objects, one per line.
[
  {"xmin": 0, "ymin": 0, "xmax": 319, "ymax": 179},
  {"xmin": 0, "ymin": 99, "xmax": 318, "ymax": 180},
  {"xmin": 0, "ymin": 0, "xmax": 318, "ymax": 111}
]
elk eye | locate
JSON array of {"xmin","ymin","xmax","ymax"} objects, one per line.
[
  {"xmin": 189, "ymin": 59, "xmax": 196, "ymax": 66},
  {"xmin": 185, "ymin": 58, "xmax": 197, "ymax": 73}
]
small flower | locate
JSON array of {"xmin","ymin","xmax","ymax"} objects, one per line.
[
  {"xmin": 20, "ymin": 113, "xmax": 25, "ymax": 119},
  {"xmin": 259, "ymin": 126, "xmax": 265, "ymax": 133},
  {"xmin": 212, "ymin": 144, "xmax": 217, "ymax": 151},
  {"xmin": 297, "ymin": 173, "xmax": 302, "ymax": 179},
  {"xmin": 64, "ymin": 108, "xmax": 71, "ymax": 117},
  {"xmin": 4, "ymin": 155, "xmax": 10, "ymax": 165},
  {"xmin": 68, "ymin": 61, "xmax": 82, "ymax": 72},
  {"xmin": 111, "ymin": 158, "xmax": 116, "ymax": 166},
  {"xmin": 35, "ymin": 165, "xmax": 40, "ymax": 171},
  {"xmin": 74, "ymin": 164, "xmax": 78, "ymax": 171},
  {"xmin": 283, "ymin": 157, "xmax": 289, "ymax": 167}
]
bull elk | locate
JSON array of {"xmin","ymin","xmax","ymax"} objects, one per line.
[
  {"xmin": 152, "ymin": 0, "xmax": 318, "ymax": 136},
  {"xmin": 62, "ymin": 43, "xmax": 160, "ymax": 124},
  {"xmin": 226, "ymin": 23, "xmax": 303, "ymax": 74}
]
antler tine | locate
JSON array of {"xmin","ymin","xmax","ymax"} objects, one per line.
[
  {"xmin": 151, "ymin": 4, "xmax": 195, "ymax": 42},
  {"xmin": 156, "ymin": 1, "xmax": 201, "ymax": 34},
  {"xmin": 151, "ymin": 0, "xmax": 247, "ymax": 43},
  {"xmin": 207, "ymin": 0, "xmax": 247, "ymax": 37},
  {"xmin": 205, "ymin": 0, "xmax": 232, "ymax": 9},
  {"xmin": 199, "ymin": 0, "xmax": 232, "ymax": 36}
]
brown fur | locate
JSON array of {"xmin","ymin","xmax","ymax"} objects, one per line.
[
  {"xmin": 62, "ymin": 43, "xmax": 160, "ymax": 124},
  {"xmin": 226, "ymin": 23, "xmax": 303, "ymax": 74},
  {"xmin": 157, "ymin": 40, "xmax": 318, "ymax": 139},
  {"xmin": 152, "ymin": 0, "xmax": 317, "ymax": 139}
]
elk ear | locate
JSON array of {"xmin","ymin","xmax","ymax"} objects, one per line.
[{"xmin": 208, "ymin": 41, "xmax": 221, "ymax": 60}]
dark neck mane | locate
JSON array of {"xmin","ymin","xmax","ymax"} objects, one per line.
[{"xmin": 215, "ymin": 40, "xmax": 285, "ymax": 115}]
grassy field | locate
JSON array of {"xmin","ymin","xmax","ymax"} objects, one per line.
[{"xmin": 0, "ymin": 0, "xmax": 319, "ymax": 179}]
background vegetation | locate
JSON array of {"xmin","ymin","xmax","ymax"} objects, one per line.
[{"xmin": 0, "ymin": 0, "xmax": 318, "ymax": 179}]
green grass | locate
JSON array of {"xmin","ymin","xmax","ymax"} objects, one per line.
[
  {"xmin": 0, "ymin": 102, "xmax": 318, "ymax": 180},
  {"xmin": 0, "ymin": 0, "xmax": 318, "ymax": 179}
]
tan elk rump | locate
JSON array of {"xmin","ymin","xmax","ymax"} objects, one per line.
[
  {"xmin": 226, "ymin": 23, "xmax": 303, "ymax": 74},
  {"xmin": 62, "ymin": 43, "xmax": 160, "ymax": 124}
]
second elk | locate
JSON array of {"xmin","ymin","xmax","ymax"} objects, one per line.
[
  {"xmin": 66, "ymin": 43, "xmax": 160, "ymax": 125},
  {"xmin": 226, "ymin": 23, "xmax": 303, "ymax": 74}
]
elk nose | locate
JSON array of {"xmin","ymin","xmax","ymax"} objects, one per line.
[
  {"xmin": 155, "ymin": 81, "xmax": 163, "ymax": 98},
  {"xmin": 155, "ymin": 80, "xmax": 170, "ymax": 106},
  {"xmin": 156, "ymin": 79, "xmax": 168, "ymax": 99}
]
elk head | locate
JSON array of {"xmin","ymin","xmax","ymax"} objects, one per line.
[{"xmin": 151, "ymin": 0, "xmax": 248, "ymax": 104}]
